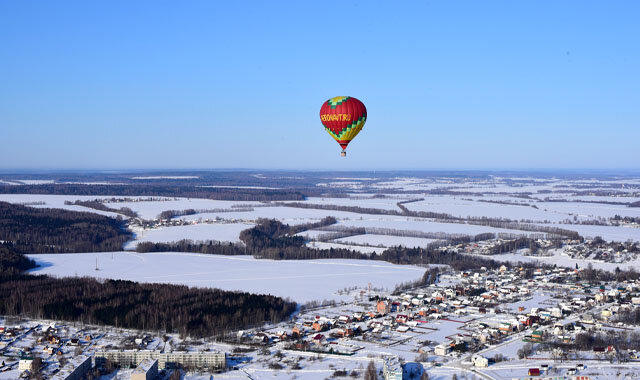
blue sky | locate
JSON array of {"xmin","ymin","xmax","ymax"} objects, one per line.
[{"xmin": 1, "ymin": 1, "xmax": 638, "ymax": 170}]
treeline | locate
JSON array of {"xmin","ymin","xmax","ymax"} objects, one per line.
[
  {"xmin": 136, "ymin": 240, "xmax": 243, "ymax": 255},
  {"xmin": 570, "ymin": 331, "xmax": 640, "ymax": 352},
  {"xmin": 0, "ymin": 244, "xmax": 36, "ymax": 274},
  {"xmin": 0, "ymin": 269, "xmax": 295, "ymax": 337},
  {"xmin": 0, "ymin": 184, "xmax": 307, "ymax": 201},
  {"xmin": 576, "ymin": 263, "xmax": 640, "ymax": 282},
  {"xmin": 64, "ymin": 199, "xmax": 139, "ymax": 218},
  {"xmin": 0, "ymin": 202, "xmax": 131, "ymax": 253},
  {"xmin": 487, "ymin": 237, "xmax": 560, "ymax": 255},
  {"xmin": 157, "ymin": 206, "xmax": 256, "ymax": 220},
  {"xmin": 612, "ymin": 215, "xmax": 640, "ymax": 224}
]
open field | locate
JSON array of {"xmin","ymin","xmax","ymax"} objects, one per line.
[{"xmin": 27, "ymin": 252, "xmax": 426, "ymax": 303}]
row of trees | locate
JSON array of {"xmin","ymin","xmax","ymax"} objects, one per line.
[{"xmin": 64, "ymin": 199, "xmax": 139, "ymax": 218}]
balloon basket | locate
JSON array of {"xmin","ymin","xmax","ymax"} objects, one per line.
[{"xmin": 340, "ymin": 151, "xmax": 346, "ymax": 157}]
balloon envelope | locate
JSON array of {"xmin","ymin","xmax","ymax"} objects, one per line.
[{"xmin": 319, "ymin": 96, "xmax": 367, "ymax": 152}]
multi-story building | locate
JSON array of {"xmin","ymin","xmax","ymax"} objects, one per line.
[
  {"xmin": 131, "ymin": 358, "xmax": 158, "ymax": 380},
  {"xmin": 95, "ymin": 350, "xmax": 226, "ymax": 370}
]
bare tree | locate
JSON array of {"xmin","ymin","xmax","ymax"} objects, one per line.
[{"xmin": 364, "ymin": 360, "xmax": 378, "ymax": 380}]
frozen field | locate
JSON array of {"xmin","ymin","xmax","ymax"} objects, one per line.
[
  {"xmin": 27, "ymin": 252, "xmax": 425, "ymax": 303},
  {"xmin": 404, "ymin": 195, "xmax": 574, "ymax": 222},
  {"xmin": 540, "ymin": 223, "xmax": 640, "ymax": 242},
  {"xmin": 306, "ymin": 241, "xmax": 387, "ymax": 254},
  {"xmin": 334, "ymin": 234, "xmax": 438, "ymax": 248},
  {"xmin": 337, "ymin": 218, "xmax": 532, "ymax": 237},
  {"xmin": 124, "ymin": 222, "xmax": 253, "ymax": 249},
  {"xmin": 103, "ymin": 198, "xmax": 261, "ymax": 220},
  {"xmin": 301, "ymin": 196, "xmax": 411, "ymax": 211},
  {"xmin": 180, "ymin": 206, "xmax": 366, "ymax": 225},
  {"xmin": 0, "ymin": 194, "xmax": 129, "ymax": 218}
]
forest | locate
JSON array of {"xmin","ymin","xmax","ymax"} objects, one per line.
[
  {"xmin": 0, "ymin": 204, "xmax": 297, "ymax": 337},
  {"xmin": 64, "ymin": 199, "xmax": 139, "ymax": 218},
  {"xmin": 0, "ymin": 184, "xmax": 308, "ymax": 201},
  {"xmin": 0, "ymin": 266, "xmax": 295, "ymax": 337},
  {"xmin": 0, "ymin": 202, "xmax": 131, "ymax": 253}
]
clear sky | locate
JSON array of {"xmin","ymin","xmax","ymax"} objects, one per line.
[{"xmin": 1, "ymin": 1, "xmax": 639, "ymax": 170}]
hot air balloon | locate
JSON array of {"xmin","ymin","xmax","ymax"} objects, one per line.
[{"xmin": 319, "ymin": 96, "xmax": 367, "ymax": 156}]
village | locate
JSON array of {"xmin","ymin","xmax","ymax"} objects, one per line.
[{"xmin": 4, "ymin": 260, "xmax": 640, "ymax": 380}]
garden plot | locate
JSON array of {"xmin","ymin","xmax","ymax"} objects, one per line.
[{"xmin": 27, "ymin": 253, "xmax": 425, "ymax": 303}]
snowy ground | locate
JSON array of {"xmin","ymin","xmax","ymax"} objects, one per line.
[
  {"xmin": 0, "ymin": 194, "xmax": 129, "ymax": 217},
  {"xmin": 124, "ymin": 222, "xmax": 253, "ymax": 249},
  {"xmin": 27, "ymin": 253, "xmax": 426, "ymax": 303},
  {"xmin": 334, "ymin": 234, "xmax": 438, "ymax": 248}
]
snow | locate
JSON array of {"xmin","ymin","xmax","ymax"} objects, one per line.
[
  {"xmin": 337, "ymin": 218, "xmax": 531, "ymax": 237},
  {"xmin": 130, "ymin": 176, "xmax": 199, "ymax": 179},
  {"xmin": 333, "ymin": 234, "xmax": 438, "ymax": 248},
  {"xmin": 0, "ymin": 194, "xmax": 127, "ymax": 218},
  {"xmin": 27, "ymin": 253, "xmax": 426, "ymax": 303},
  {"xmin": 306, "ymin": 241, "xmax": 387, "ymax": 254},
  {"xmin": 181, "ymin": 206, "xmax": 364, "ymax": 225},
  {"xmin": 540, "ymin": 223, "xmax": 640, "ymax": 242},
  {"xmin": 301, "ymin": 196, "xmax": 410, "ymax": 211},
  {"xmin": 404, "ymin": 196, "xmax": 573, "ymax": 223},
  {"xmin": 103, "ymin": 198, "xmax": 260, "ymax": 220},
  {"xmin": 535, "ymin": 201, "xmax": 640, "ymax": 220},
  {"xmin": 14, "ymin": 179, "xmax": 55, "ymax": 185},
  {"xmin": 124, "ymin": 222, "xmax": 253, "ymax": 249}
]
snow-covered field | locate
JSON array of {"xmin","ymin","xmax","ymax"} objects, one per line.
[
  {"xmin": 27, "ymin": 252, "xmax": 426, "ymax": 303},
  {"xmin": 180, "ymin": 206, "xmax": 364, "ymax": 225},
  {"xmin": 124, "ymin": 222, "xmax": 253, "ymax": 249},
  {"xmin": 337, "ymin": 218, "xmax": 531, "ymax": 237},
  {"xmin": 103, "ymin": 198, "xmax": 261, "ymax": 220},
  {"xmin": 306, "ymin": 241, "xmax": 387, "ymax": 254},
  {"xmin": 334, "ymin": 234, "xmax": 438, "ymax": 248},
  {"xmin": 0, "ymin": 194, "xmax": 128, "ymax": 217},
  {"xmin": 405, "ymin": 196, "xmax": 573, "ymax": 222}
]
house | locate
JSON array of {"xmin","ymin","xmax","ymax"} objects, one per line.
[
  {"xmin": 434, "ymin": 344, "xmax": 450, "ymax": 356},
  {"xmin": 383, "ymin": 358, "xmax": 402, "ymax": 380},
  {"xmin": 18, "ymin": 357, "xmax": 34, "ymax": 371},
  {"xmin": 396, "ymin": 315, "xmax": 408, "ymax": 324},
  {"xmin": 377, "ymin": 301, "xmax": 390, "ymax": 314},
  {"xmin": 311, "ymin": 334, "xmax": 325, "ymax": 346},
  {"xmin": 472, "ymin": 356, "xmax": 488, "ymax": 367},
  {"xmin": 312, "ymin": 321, "xmax": 326, "ymax": 332}
]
